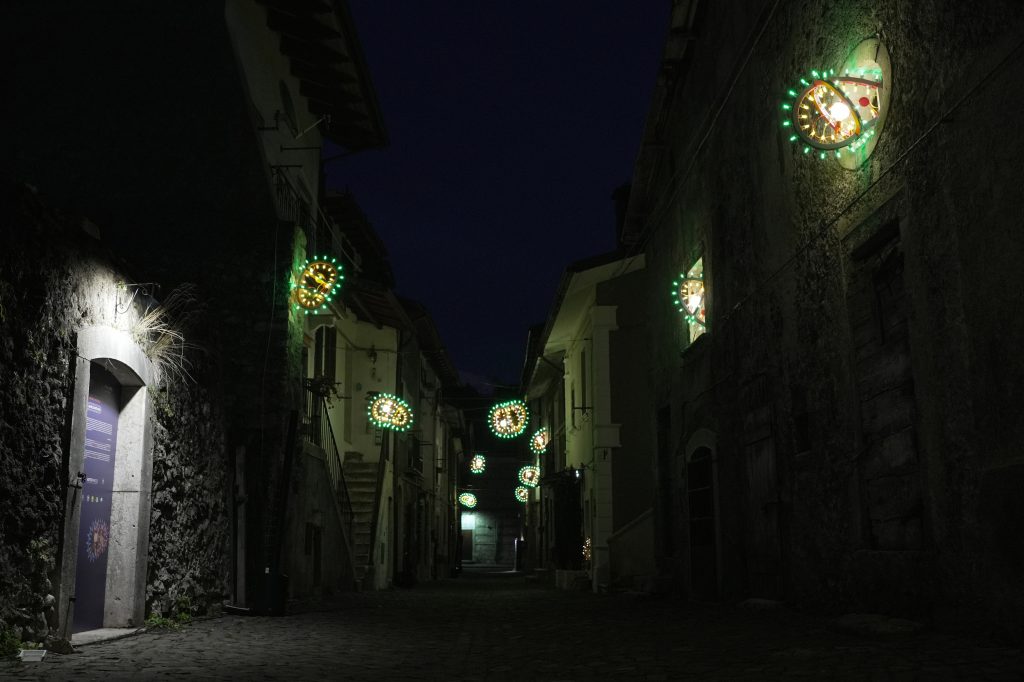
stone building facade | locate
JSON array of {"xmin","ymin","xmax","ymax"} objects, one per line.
[{"xmin": 618, "ymin": 0, "xmax": 1024, "ymax": 639}]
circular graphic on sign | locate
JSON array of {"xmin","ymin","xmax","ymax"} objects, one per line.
[{"xmin": 86, "ymin": 519, "xmax": 110, "ymax": 562}]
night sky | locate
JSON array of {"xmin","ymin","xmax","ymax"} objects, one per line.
[{"xmin": 324, "ymin": 3, "xmax": 669, "ymax": 390}]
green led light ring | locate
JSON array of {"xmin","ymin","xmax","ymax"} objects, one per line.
[
  {"xmin": 367, "ymin": 392, "xmax": 414, "ymax": 432},
  {"xmin": 518, "ymin": 465, "xmax": 540, "ymax": 488},
  {"xmin": 781, "ymin": 67, "xmax": 883, "ymax": 161},
  {"xmin": 488, "ymin": 399, "xmax": 529, "ymax": 439},
  {"xmin": 293, "ymin": 256, "xmax": 344, "ymax": 312},
  {"xmin": 469, "ymin": 454, "xmax": 486, "ymax": 475},
  {"xmin": 529, "ymin": 427, "xmax": 550, "ymax": 455}
]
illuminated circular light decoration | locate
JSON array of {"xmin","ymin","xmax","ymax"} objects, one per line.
[
  {"xmin": 292, "ymin": 256, "xmax": 343, "ymax": 314},
  {"xmin": 672, "ymin": 267, "xmax": 705, "ymax": 329},
  {"xmin": 780, "ymin": 40, "xmax": 889, "ymax": 166},
  {"xmin": 367, "ymin": 392, "xmax": 413, "ymax": 432},
  {"xmin": 514, "ymin": 486, "xmax": 529, "ymax": 503},
  {"xmin": 458, "ymin": 492, "xmax": 478, "ymax": 509},
  {"xmin": 529, "ymin": 427, "xmax": 550, "ymax": 455},
  {"xmin": 488, "ymin": 399, "xmax": 529, "ymax": 439},
  {"xmin": 518, "ymin": 465, "xmax": 541, "ymax": 488},
  {"xmin": 469, "ymin": 454, "xmax": 486, "ymax": 475}
]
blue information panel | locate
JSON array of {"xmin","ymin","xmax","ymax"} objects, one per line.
[{"xmin": 73, "ymin": 365, "xmax": 119, "ymax": 633}]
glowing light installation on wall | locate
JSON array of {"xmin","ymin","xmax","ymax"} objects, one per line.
[
  {"xmin": 292, "ymin": 256, "xmax": 343, "ymax": 314},
  {"xmin": 518, "ymin": 465, "xmax": 540, "ymax": 488},
  {"xmin": 469, "ymin": 454, "xmax": 486, "ymax": 475},
  {"xmin": 514, "ymin": 486, "xmax": 529, "ymax": 503},
  {"xmin": 672, "ymin": 258, "xmax": 706, "ymax": 343},
  {"xmin": 488, "ymin": 399, "xmax": 529, "ymax": 439},
  {"xmin": 529, "ymin": 427, "xmax": 550, "ymax": 455},
  {"xmin": 458, "ymin": 492, "xmax": 478, "ymax": 509},
  {"xmin": 781, "ymin": 66, "xmax": 884, "ymax": 161},
  {"xmin": 582, "ymin": 537, "xmax": 592, "ymax": 562},
  {"xmin": 367, "ymin": 392, "xmax": 413, "ymax": 432}
]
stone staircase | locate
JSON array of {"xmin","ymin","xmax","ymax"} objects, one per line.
[{"xmin": 343, "ymin": 455, "xmax": 379, "ymax": 589}]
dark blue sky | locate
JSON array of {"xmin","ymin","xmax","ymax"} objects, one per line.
[{"xmin": 327, "ymin": 3, "xmax": 669, "ymax": 388}]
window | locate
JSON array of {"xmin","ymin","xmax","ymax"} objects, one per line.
[
  {"xmin": 580, "ymin": 349, "xmax": 587, "ymax": 414},
  {"xmin": 570, "ymin": 384, "xmax": 577, "ymax": 429},
  {"xmin": 313, "ymin": 326, "xmax": 336, "ymax": 381}
]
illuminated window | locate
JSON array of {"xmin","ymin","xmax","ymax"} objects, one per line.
[{"xmin": 673, "ymin": 257, "xmax": 706, "ymax": 344}]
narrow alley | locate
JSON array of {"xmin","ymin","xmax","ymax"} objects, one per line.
[
  {"xmin": 3, "ymin": 567, "xmax": 1022, "ymax": 681},
  {"xmin": 5, "ymin": 2, "xmax": 1024, "ymax": 679}
]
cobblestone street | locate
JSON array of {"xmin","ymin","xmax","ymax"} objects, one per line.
[{"xmin": 3, "ymin": 570, "xmax": 1023, "ymax": 681}]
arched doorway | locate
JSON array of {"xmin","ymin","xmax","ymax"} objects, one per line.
[
  {"xmin": 685, "ymin": 429, "xmax": 719, "ymax": 601},
  {"xmin": 60, "ymin": 327, "xmax": 154, "ymax": 637}
]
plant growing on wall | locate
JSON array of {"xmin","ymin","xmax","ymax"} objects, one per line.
[{"xmin": 130, "ymin": 283, "xmax": 202, "ymax": 384}]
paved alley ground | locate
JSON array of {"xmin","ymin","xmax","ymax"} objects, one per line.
[{"xmin": 2, "ymin": 569, "xmax": 1023, "ymax": 681}]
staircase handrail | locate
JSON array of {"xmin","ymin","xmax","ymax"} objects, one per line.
[{"xmin": 302, "ymin": 383, "xmax": 354, "ymax": 540}]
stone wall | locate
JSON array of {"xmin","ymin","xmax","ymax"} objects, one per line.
[
  {"xmin": 146, "ymin": 375, "xmax": 230, "ymax": 618},
  {"xmin": 0, "ymin": 182, "xmax": 229, "ymax": 642},
  {"xmin": 0, "ymin": 184, "xmax": 77, "ymax": 643}
]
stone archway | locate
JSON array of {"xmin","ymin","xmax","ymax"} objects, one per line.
[
  {"xmin": 684, "ymin": 428, "xmax": 719, "ymax": 600},
  {"xmin": 59, "ymin": 326, "xmax": 155, "ymax": 636}
]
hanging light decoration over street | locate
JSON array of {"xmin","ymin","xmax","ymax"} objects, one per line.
[
  {"xmin": 469, "ymin": 454, "xmax": 486, "ymax": 474},
  {"xmin": 367, "ymin": 392, "xmax": 413, "ymax": 432},
  {"xmin": 529, "ymin": 427, "xmax": 550, "ymax": 455},
  {"xmin": 518, "ymin": 465, "xmax": 540, "ymax": 488},
  {"xmin": 458, "ymin": 492, "xmax": 478, "ymax": 509},
  {"xmin": 514, "ymin": 486, "xmax": 529, "ymax": 503},
  {"xmin": 488, "ymin": 399, "xmax": 529, "ymax": 438}
]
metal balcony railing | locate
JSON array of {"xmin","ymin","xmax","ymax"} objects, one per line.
[
  {"xmin": 302, "ymin": 382, "xmax": 354, "ymax": 540},
  {"xmin": 272, "ymin": 169, "xmax": 362, "ymax": 275}
]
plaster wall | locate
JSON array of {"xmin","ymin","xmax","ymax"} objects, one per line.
[
  {"xmin": 286, "ymin": 446, "xmax": 356, "ymax": 597},
  {"xmin": 225, "ymin": 0, "xmax": 323, "ymax": 213}
]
